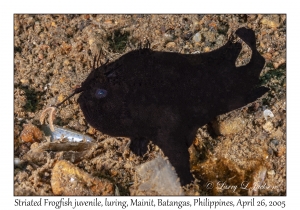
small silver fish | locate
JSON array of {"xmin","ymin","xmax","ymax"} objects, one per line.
[{"xmin": 42, "ymin": 125, "xmax": 94, "ymax": 142}]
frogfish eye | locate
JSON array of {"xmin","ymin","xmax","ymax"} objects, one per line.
[{"xmin": 95, "ymin": 89, "xmax": 107, "ymax": 99}]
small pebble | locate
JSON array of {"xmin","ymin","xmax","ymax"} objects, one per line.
[
  {"xmin": 262, "ymin": 52, "xmax": 272, "ymax": 61},
  {"xmin": 215, "ymin": 34, "xmax": 225, "ymax": 46},
  {"xmin": 248, "ymin": 14, "xmax": 257, "ymax": 21},
  {"xmin": 262, "ymin": 121, "xmax": 274, "ymax": 133},
  {"xmin": 212, "ymin": 116, "xmax": 246, "ymax": 136},
  {"xmin": 270, "ymin": 139, "xmax": 279, "ymax": 146},
  {"xmin": 163, "ymin": 33, "xmax": 175, "ymax": 42},
  {"xmin": 51, "ymin": 160, "xmax": 114, "ymax": 195},
  {"xmin": 182, "ymin": 31, "xmax": 193, "ymax": 40},
  {"xmin": 38, "ymin": 53, "xmax": 44, "ymax": 60},
  {"xmin": 272, "ymin": 129, "xmax": 283, "ymax": 139},
  {"xmin": 20, "ymin": 124, "xmax": 43, "ymax": 143},
  {"xmin": 203, "ymin": 47, "xmax": 210, "ymax": 52},
  {"xmin": 277, "ymin": 145, "xmax": 286, "ymax": 157},
  {"xmin": 267, "ymin": 170, "xmax": 275, "ymax": 178},
  {"xmin": 192, "ymin": 21, "xmax": 200, "ymax": 32},
  {"xmin": 20, "ymin": 79, "xmax": 29, "ymax": 86},
  {"xmin": 166, "ymin": 42, "xmax": 176, "ymax": 49},
  {"xmin": 57, "ymin": 93, "xmax": 66, "ymax": 103},
  {"xmin": 273, "ymin": 58, "xmax": 285, "ymax": 69},
  {"xmin": 86, "ymin": 127, "xmax": 96, "ymax": 135},
  {"xmin": 63, "ymin": 59, "xmax": 70, "ymax": 66},
  {"xmin": 203, "ymin": 31, "xmax": 216, "ymax": 42},
  {"xmin": 260, "ymin": 15, "xmax": 280, "ymax": 28},
  {"xmin": 103, "ymin": 20, "xmax": 116, "ymax": 29},
  {"xmin": 267, "ymin": 147, "xmax": 273, "ymax": 155},
  {"xmin": 174, "ymin": 28, "xmax": 182, "ymax": 37}
]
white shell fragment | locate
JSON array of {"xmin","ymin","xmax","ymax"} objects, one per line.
[
  {"xmin": 134, "ymin": 154, "xmax": 183, "ymax": 195},
  {"xmin": 42, "ymin": 125, "xmax": 94, "ymax": 142},
  {"xmin": 14, "ymin": 158, "xmax": 26, "ymax": 168},
  {"xmin": 263, "ymin": 109, "xmax": 274, "ymax": 121},
  {"xmin": 248, "ymin": 166, "xmax": 267, "ymax": 196},
  {"xmin": 14, "ymin": 158, "xmax": 21, "ymax": 167}
]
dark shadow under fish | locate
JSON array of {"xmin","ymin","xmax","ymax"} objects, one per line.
[{"xmin": 58, "ymin": 27, "xmax": 268, "ymax": 185}]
